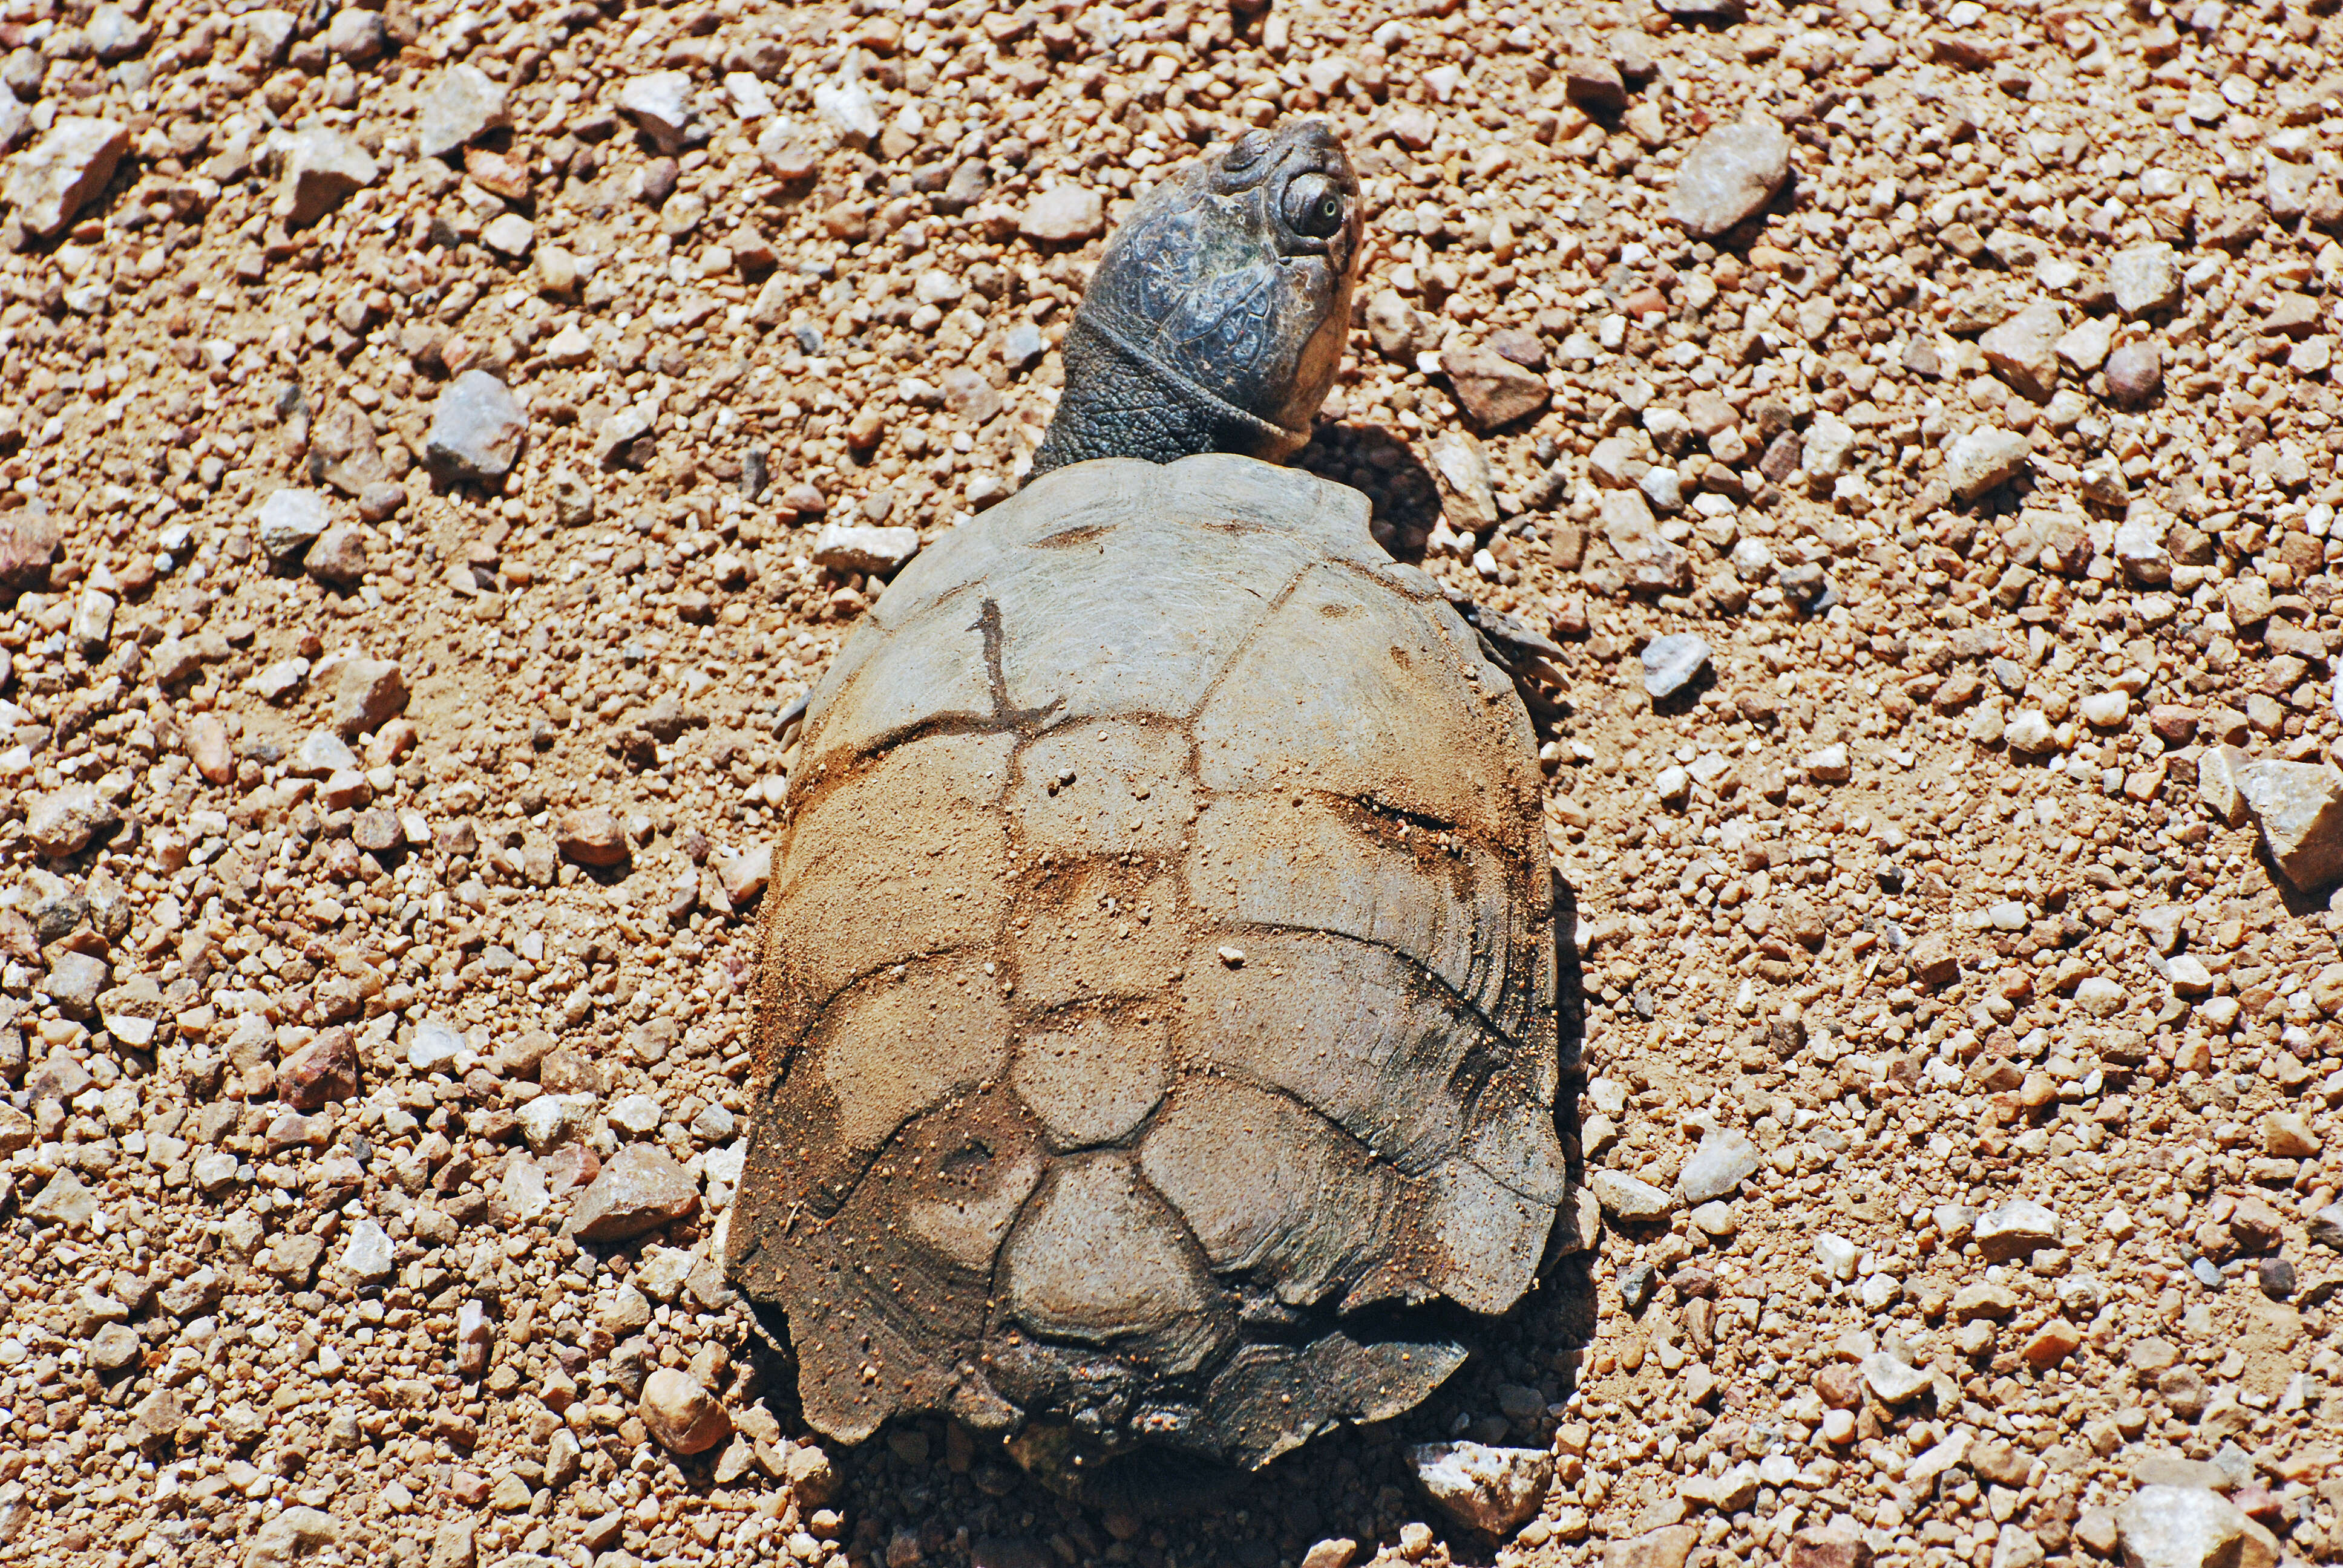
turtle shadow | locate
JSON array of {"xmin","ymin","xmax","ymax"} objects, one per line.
[{"xmin": 1297, "ymin": 420, "xmax": 1444, "ymax": 563}]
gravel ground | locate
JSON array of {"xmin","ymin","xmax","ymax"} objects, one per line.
[{"xmin": 4, "ymin": 0, "xmax": 2343, "ymax": 1566}]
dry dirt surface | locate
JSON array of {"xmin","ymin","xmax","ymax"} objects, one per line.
[{"xmin": 4, "ymin": 0, "xmax": 2343, "ymax": 1566}]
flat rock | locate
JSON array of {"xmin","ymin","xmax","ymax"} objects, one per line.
[
  {"xmin": 27, "ymin": 782, "xmax": 117, "ymax": 857},
  {"xmin": 812, "ymin": 523, "xmax": 920, "ymax": 578},
  {"xmin": 1018, "ymin": 185, "xmax": 1104, "ymax": 244},
  {"xmin": 1942, "ymin": 427, "xmax": 2033, "ymax": 499},
  {"xmin": 1408, "ymin": 1442, "xmax": 1553, "ymax": 1534},
  {"xmin": 1860, "ymin": 1353, "xmax": 1932, "ymax": 1405},
  {"xmin": 248, "ymin": 1506, "xmax": 338, "ymax": 1568},
  {"xmin": 4, "ymin": 117, "xmax": 128, "ymax": 238},
  {"xmin": 1677, "ymin": 1132, "xmax": 1760, "ymax": 1204},
  {"xmin": 426, "ymin": 371, "xmax": 528, "ymax": 483},
  {"xmin": 0, "ymin": 507, "xmax": 59, "ymax": 590},
  {"xmin": 255, "ymin": 488, "xmax": 330, "ymax": 563},
  {"xmin": 1786, "ymin": 1528, "xmax": 1872, "ymax": 1568},
  {"xmin": 1641, "ymin": 633, "xmax": 1712, "ymax": 701},
  {"xmin": 569, "ymin": 1144, "xmax": 699, "ymax": 1241},
  {"xmin": 2111, "ymin": 242, "xmax": 2182, "ymax": 318},
  {"xmin": 280, "ymin": 129, "xmax": 377, "ymax": 229},
  {"xmin": 1589, "ymin": 1168, "xmax": 1674, "ymax": 1222},
  {"xmin": 1604, "ymin": 1524, "xmax": 1700, "ymax": 1568},
  {"xmin": 618, "ymin": 71, "xmax": 696, "ymax": 155},
  {"xmin": 420, "ymin": 65, "xmax": 511, "ymax": 158},
  {"xmin": 25, "ymin": 1169, "xmax": 97, "ymax": 1227},
  {"xmin": 1668, "ymin": 117, "xmax": 1792, "ymax": 238},
  {"xmin": 2235, "ymin": 760, "xmax": 2343, "ymax": 890},
  {"xmin": 1427, "ymin": 430, "xmax": 1498, "ymax": 529},
  {"xmin": 326, "ymin": 657, "xmax": 407, "ymax": 739},
  {"xmin": 2114, "ymin": 1485, "xmax": 2265, "ymax": 1568},
  {"xmin": 279, "ymin": 1028, "xmax": 359, "ymax": 1111},
  {"xmin": 1980, "ymin": 301, "xmax": 2064, "ymax": 400},
  {"xmin": 1441, "ymin": 342, "xmax": 1550, "ymax": 430},
  {"xmin": 1975, "ymin": 1199, "xmax": 2060, "ymax": 1261}
]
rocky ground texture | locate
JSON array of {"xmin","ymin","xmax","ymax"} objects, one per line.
[{"xmin": 3, "ymin": 0, "xmax": 2343, "ymax": 1566}]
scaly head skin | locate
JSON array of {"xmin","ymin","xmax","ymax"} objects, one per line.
[{"xmin": 1029, "ymin": 120, "xmax": 1363, "ymax": 477}]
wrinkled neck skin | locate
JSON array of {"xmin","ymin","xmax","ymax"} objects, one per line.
[{"xmin": 1027, "ymin": 315, "xmax": 1302, "ymax": 479}]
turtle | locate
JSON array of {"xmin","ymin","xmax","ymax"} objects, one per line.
[{"xmin": 727, "ymin": 119, "xmax": 1571, "ymax": 1490}]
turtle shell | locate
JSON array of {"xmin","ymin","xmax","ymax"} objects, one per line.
[{"xmin": 727, "ymin": 453, "xmax": 1567, "ymax": 1473}]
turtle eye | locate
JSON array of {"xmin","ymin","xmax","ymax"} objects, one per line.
[
  {"xmin": 1224, "ymin": 131, "xmax": 1270, "ymax": 171},
  {"xmin": 1282, "ymin": 173, "xmax": 1345, "ymax": 239}
]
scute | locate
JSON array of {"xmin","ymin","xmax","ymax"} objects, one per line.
[
  {"xmin": 729, "ymin": 453, "xmax": 1570, "ymax": 1478},
  {"xmin": 1001, "ymin": 1155, "xmax": 1228, "ymax": 1374}
]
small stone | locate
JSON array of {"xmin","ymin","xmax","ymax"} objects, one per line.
[
  {"xmin": 1641, "ymin": 633, "xmax": 1712, "ymax": 701},
  {"xmin": 325, "ymin": 5, "xmax": 385, "ymax": 64},
  {"xmin": 305, "ymin": 526, "xmax": 369, "ymax": 589},
  {"xmin": 0, "ymin": 508, "xmax": 61, "ymax": 592},
  {"xmin": 278, "ymin": 1028, "xmax": 359, "ymax": 1111},
  {"xmin": 1428, "ymin": 430, "xmax": 1499, "ymax": 530},
  {"xmin": 1800, "ymin": 414, "xmax": 1857, "ymax": 481},
  {"xmin": 480, "ymin": 212, "xmax": 534, "ymax": 257},
  {"xmin": 2197, "ymin": 744, "xmax": 2251, "ymax": 828},
  {"xmin": 942, "ymin": 367, "xmax": 1004, "ymax": 426},
  {"xmin": 1976, "ymin": 1200, "xmax": 2060, "ymax": 1261},
  {"xmin": 1618, "ymin": 1263, "xmax": 1658, "ymax": 1312},
  {"xmin": 1980, "ymin": 301, "xmax": 2065, "ymax": 400},
  {"xmin": 2308, "ymin": 1204, "xmax": 2343, "ymax": 1250},
  {"xmin": 1990, "ymin": 1526, "xmax": 2044, "ymax": 1568},
  {"xmin": 248, "ymin": 1507, "xmax": 337, "ymax": 1568},
  {"xmin": 255, "ymin": 488, "xmax": 330, "ymax": 563},
  {"xmin": 425, "ymin": 371, "xmax": 528, "ymax": 483},
  {"xmin": 640, "ymin": 1368, "xmax": 731, "ymax": 1454},
  {"xmin": 569, "ymin": 1144, "xmax": 700, "ymax": 1241},
  {"xmin": 2106, "ymin": 341, "xmax": 2164, "ymax": 404},
  {"xmin": 1300, "ymin": 1542, "xmax": 1359, "ymax": 1568},
  {"xmin": 1407, "ymin": 1442, "xmax": 1553, "ymax": 1535},
  {"xmin": 2234, "ymin": 760, "xmax": 2343, "ymax": 890},
  {"xmin": 1440, "ymin": 342, "xmax": 1550, "ymax": 430},
  {"xmin": 27, "ymin": 782, "xmax": 118, "ymax": 857},
  {"xmin": 24, "ymin": 1169, "xmax": 97, "ymax": 1227},
  {"xmin": 2114, "ymin": 1486, "xmax": 2266, "ymax": 1568},
  {"xmin": 1676, "ymin": 1131, "xmax": 1760, "ymax": 1204},
  {"xmin": 812, "ymin": 523, "xmax": 920, "ymax": 578},
  {"xmin": 557, "ymin": 808, "xmax": 629, "ymax": 867},
  {"xmin": 618, "ymin": 71, "xmax": 696, "ymax": 155},
  {"xmin": 419, "ymin": 64, "xmax": 510, "ymax": 158},
  {"xmin": 2055, "ymin": 315, "xmax": 2115, "ymax": 373},
  {"xmin": 280, "ymin": 129, "xmax": 378, "ymax": 229},
  {"xmin": 1589, "ymin": 1168, "xmax": 1675, "ymax": 1222},
  {"xmin": 4, "ymin": 117, "xmax": 128, "ymax": 239},
  {"xmin": 1605, "ymin": 1524, "xmax": 1700, "ymax": 1568},
  {"xmin": 1786, "ymin": 1528, "xmax": 1872, "ymax": 1568},
  {"xmin": 1942, "ymin": 428, "xmax": 2034, "ymax": 499},
  {"xmin": 85, "ymin": 5, "xmax": 151, "ymax": 62},
  {"xmin": 2110, "ymin": 243, "xmax": 2182, "ymax": 318},
  {"xmin": 2256, "ymin": 1257, "xmax": 2296, "ymax": 1300},
  {"xmin": 1002, "ymin": 319, "xmax": 1046, "ymax": 371},
  {"xmin": 1667, "ymin": 117, "xmax": 1793, "ymax": 238},
  {"xmin": 339, "ymin": 1220, "xmax": 395, "ymax": 1285},
  {"xmin": 1018, "ymin": 185, "xmax": 1105, "ymax": 244},
  {"xmin": 88, "ymin": 1320, "xmax": 142, "ymax": 1373},
  {"xmin": 1815, "ymin": 1233, "xmax": 1860, "ymax": 1282},
  {"xmin": 718, "ymin": 844, "xmax": 771, "ymax": 906},
  {"xmin": 1861, "ymin": 1353, "xmax": 1933, "ymax": 1405},
  {"xmin": 327, "ymin": 657, "xmax": 407, "ymax": 739},
  {"xmin": 2020, "ymin": 1318, "xmax": 2083, "ymax": 1368}
]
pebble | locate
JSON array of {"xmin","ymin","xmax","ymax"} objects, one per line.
[
  {"xmin": 1666, "ymin": 117, "xmax": 1792, "ymax": 239},
  {"xmin": 2233, "ymin": 760, "xmax": 2343, "ymax": 890},
  {"xmin": 618, "ymin": 72, "xmax": 696, "ymax": 155},
  {"xmin": 419, "ymin": 64, "xmax": 510, "ymax": 158},
  {"xmin": 1440, "ymin": 342, "xmax": 1550, "ymax": 430},
  {"xmin": 279, "ymin": 129, "xmax": 377, "ymax": 229},
  {"xmin": 2105, "ymin": 339, "xmax": 2163, "ymax": 403},
  {"xmin": 1017, "ymin": 185, "xmax": 1104, "ymax": 245},
  {"xmin": 3, "ymin": 116, "xmax": 128, "ymax": 238},
  {"xmin": 1975, "ymin": 1200, "xmax": 2060, "ymax": 1261},
  {"xmin": 1589, "ymin": 1168, "xmax": 1675, "ymax": 1222},
  {"xmin": 2114, "ymin": 1485, "xmax": 2267, "ymax": 1568},
  {"xmin": 568, "ymin": 1144, "xmax": 699, "ymax": 1241},
  {"xmin": 1676, "ymin": 1131, "xmax": 1759, "ymax": 1204},
  {"xmin": 1941, "ymin": 428, "xmax": 2034, "ymax": 499},
  {"xmin": 1406, "ymin": 1442, "xmax": 1553, "ymax": 1534},
  {"xmin": 425, "ymin": 371, "xmax": 528, "ymax": 483},
  {"xmin": 2110, "ymin": 243, "xmax": 2183, "ymax": 318},
  {"xmin": 640, "ymin": 1368, "xmax": 732, "ymax": 1454},
  {"xmin": 254, "ymin": 487, "xmax": 330, "ymax": 563},
  {"xmin": 557, "ymin": 807, "xmax": 629, "ymax": 866},
  {"xmin": 811, "ymin": 523, "xmax": 921, "ymax": 578}
]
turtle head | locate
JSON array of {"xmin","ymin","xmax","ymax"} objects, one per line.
[{"xmin": 1029, "ymin": 119, "xmax": 1363, "ymax": 477}]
